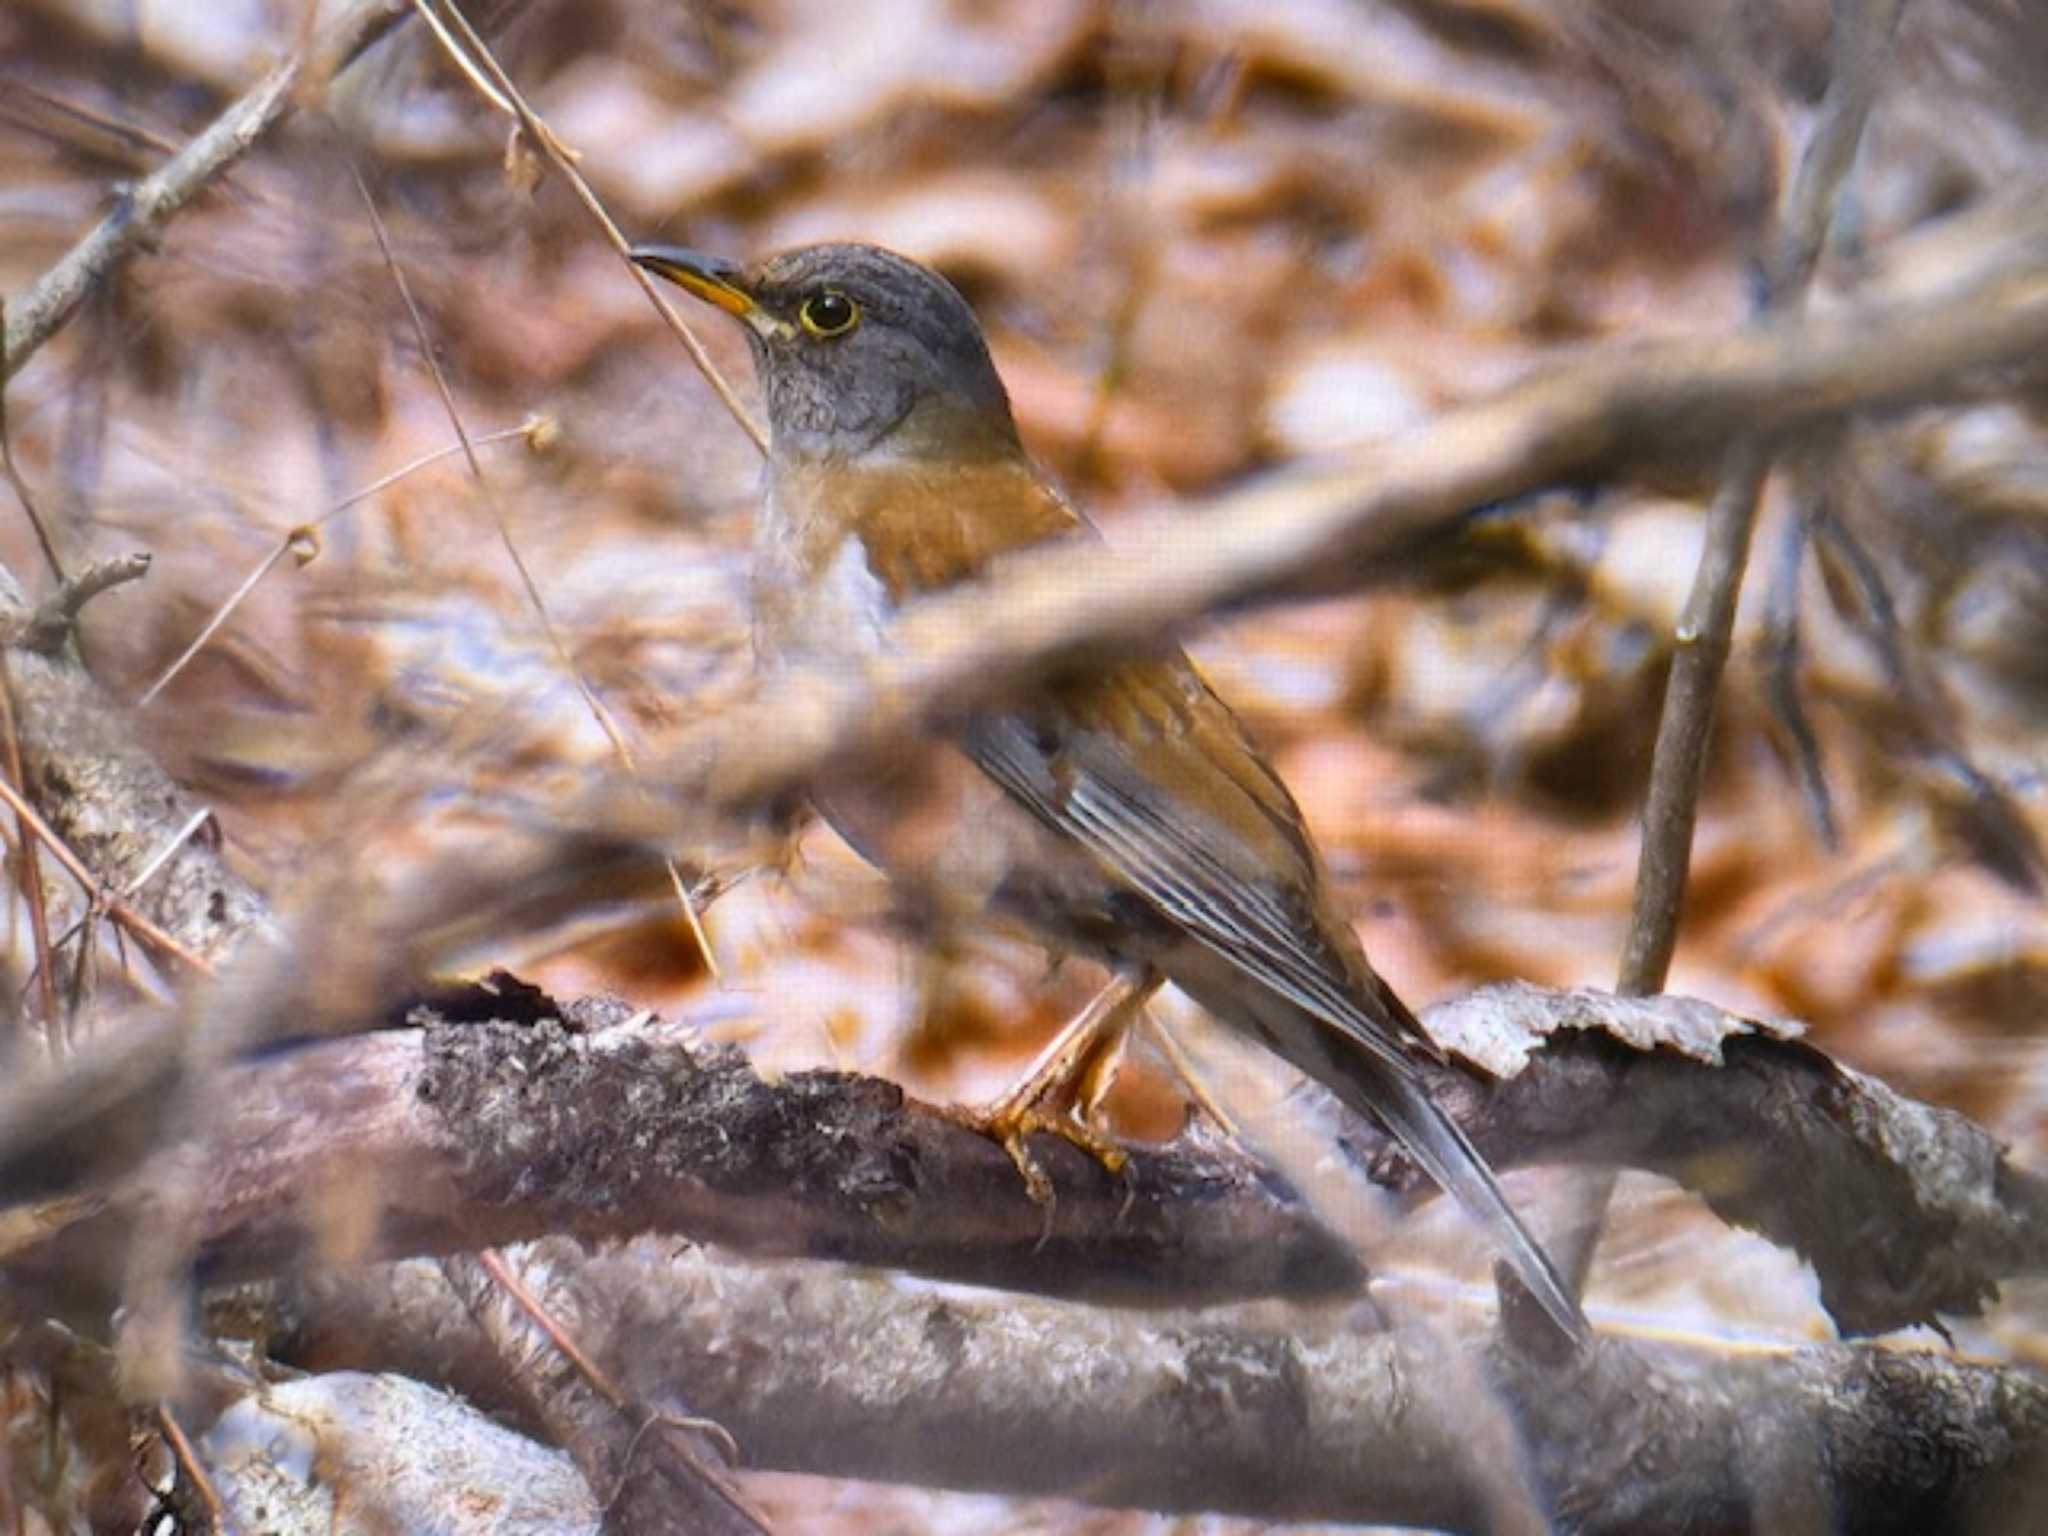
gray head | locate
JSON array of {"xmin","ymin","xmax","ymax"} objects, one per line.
[{"xmin": 630, "ymin": 241, "xmax": 1021, "ymax": 463}]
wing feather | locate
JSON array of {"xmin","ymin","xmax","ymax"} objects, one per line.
[
  {"xmin": 966, "ymin": 689, "xmax": 1588, "ymax": 1340},
  {"xmin": 965, "ymin": 676, "xmax": 1424, "ymax": 1077}
]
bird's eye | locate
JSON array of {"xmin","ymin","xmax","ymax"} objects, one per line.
[{"xmin": 798, "ymin": 291, "xmax": 859, "ymax": 338}]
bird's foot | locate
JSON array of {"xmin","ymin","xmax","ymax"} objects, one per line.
[
  {"xmin": 945, "ymin": 1096, "xmax": 1129, "ymax": 1208},
  {"xmin": 945, "ymin": 972, "xmax": 1160, "ymax": 1204}
]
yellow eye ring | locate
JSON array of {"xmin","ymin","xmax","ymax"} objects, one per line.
[{"xmin": 798, "ymin": 291, "xmax": 859, "ymax": 338}]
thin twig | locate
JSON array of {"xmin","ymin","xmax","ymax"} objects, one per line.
[
  {"xmin": 118, "ymin": 808, "xmax": 217, "ymax": 900},
  {"xmin": 1139, "ymin": 1005, "xmax": 1240, "ymax": 1138},
  {"xmin": 136, "ymin": 421, "xmax": 536, "ymax": 706},
  {"xmin": 154, "ymin": 1403, "xmax": 231, "ymax": 1536},
  {"xmin": 474, "ymin": 1249, "xmax": 635, "ymax": 1415},
  {"xmin": 0, "ymin": 657, "xmax": 61, "ymax": 1054},
  {"xmin": 4, "ymin": 59, "xmax": 298, "ymax": 381},
  {"xmin": 2, "ymin": 79, "xmax": 185, "ymax": 163},
  {"xmin": 409, "ymin": 2, "xmax": 519, "ymax": 119},
  {"xmin": 42, "ymin": 807, "xmax": 215, "ymax": 963},
  {"xmin": 138, "ymin": 543, "xmax": 296, "ymax": 711},
  {"xmin": 1811, "ymin": 503, "xmax": 2044, "ymax": 888},
  {"xmin": 1614, "ymin": 437, "xmax": 1774, "ymax": 994},
  {"xmin": 345, "ymin": 160, "xmax": 636, "ymax": 768},
  {"xmin": 0, "ymin": 0, "xmax": 411, "ymax": 379},
  {"xmin": 415, "ymin": 0, "xmax": 768, "ymax": 454},
  {"xmin": 663, "ymin": 851, "xmax": 720, "ymax": 981},
  {"xmin": 0, "ymin": 774, "xmax": 213, "ymax": 975},
  {"xmin": 15, "ymin": 551, "xmax": 151, "ymax": 653},
  {"xmin": 0, "ymin": 299, "xmax": 67, "ymax": 581},
  {"xmin": 1760, "ymin": 473, "xmax": 1840, "ymax": 849},
  {"xmin": 1597, "ymin": 0, "xmax": 1912, "ymax": 1316},
  {"xmin": 344, "ymin": 156, "xmax": 721, "ymax": 977},
  {"xmin": 471, "ymin": 1248, "xmax": 763, "ymax": 1528},
  {"xmin": 1617, "ymin": 0, "xmax": 1912, "ymax": 996}
]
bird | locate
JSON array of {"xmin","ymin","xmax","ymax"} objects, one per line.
[{"xmin": 631, "ymin": 239, "xmax": 1587, "ymax": 1341}]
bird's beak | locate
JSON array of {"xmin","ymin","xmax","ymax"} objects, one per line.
[{"xmin": 629, "ymin": 244, "xmax": 759, "ymax": 319}]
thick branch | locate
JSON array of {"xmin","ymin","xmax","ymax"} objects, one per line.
[
  {"xmin": 0, "ymin": 563, "xmax": 270, "ymax": 967},
  {"xmin": 436, "ymin": 1249, "xmax": 767, "ymax": 1536},
  {"xmin": 271, "ymin": 1246, "xmax": 2048, "ymax": 1534},
  {"xmin": 1404, "ymin": 985, "xmax": 2048, "ymax": 1336},
  {"xmin": 6, "ymin": 984, "xmax": 2041, "ymax": 1338},
  {"xmin": 1, "ymin": 988, "xmax": 1359, "ymax": 1312}
]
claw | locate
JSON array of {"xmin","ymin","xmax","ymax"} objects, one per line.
[
  {"xmin": 943, "ymin": 972, "xmax": 1159, "ymax": 1208},
  {"xmin": 944, "ymin": 1097, "xmax": 1128, "ymax": 1210}
]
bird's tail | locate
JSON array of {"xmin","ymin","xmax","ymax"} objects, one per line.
[{"xmin": 1330, "ymin": 1052, "xmax": 1588, "ymax": 1343}]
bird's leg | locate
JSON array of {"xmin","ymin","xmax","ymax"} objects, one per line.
[
  {"xmin": 952, "ymin": 970, "xmax": 1163, "ymax": 1204},
  {"xmin": 1138, "ymin": 1006, "xmax": 1240, "ymax": 1138}
]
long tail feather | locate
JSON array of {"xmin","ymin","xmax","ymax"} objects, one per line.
[{"xmin": 1333, "ymin": 1055, "xmax": 1588, "ymax": 1342}]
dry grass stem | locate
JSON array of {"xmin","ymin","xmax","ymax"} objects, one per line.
[
  {"xmin": 416, "ymin": 0, "xmax": 769, "ymax": 454},
  {"xmin": 135, "ymin": 421, "xmax": 534, "ymax": 706}
]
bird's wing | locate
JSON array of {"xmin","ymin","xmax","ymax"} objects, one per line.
[
  {"xmin": 964, "ymin": 657, "xmax": 1438, "ymax": 1074},
  {"xmin": 839, "ymin": 453, "xmax": 1431, "ymax": 1065},
  {"xmin": 967, "ymin": 661, "xmax": 1589, "ymax": 1341}
]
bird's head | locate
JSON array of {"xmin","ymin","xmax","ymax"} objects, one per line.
[{"xmin": 630, "ymin": 241, "xmax": 1021, "ymax": 464}]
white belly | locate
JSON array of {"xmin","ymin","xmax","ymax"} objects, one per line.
[
  {"xmin": 752, "ymin": 519, "xmax": 895, "ymax": 669},
  {"xmin": 746, "ymin": 498, "xmax": 1124, "ymax": 946}
]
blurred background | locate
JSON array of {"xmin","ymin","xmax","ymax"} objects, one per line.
[{"xmin": 4, "ymin": 0, "xmax": 2047, "ymax": 1528}]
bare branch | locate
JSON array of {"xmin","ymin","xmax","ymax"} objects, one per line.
[
  {"xmin": 5, "ymin": 983, "xmax": 2040, "ymax": 1340},
  {"xmin": 1411, "ymin": 984, "xmax": 2048, "ymax": 1336},
  {"xmin": 13, "ymin": 551, "xmax": 151, "ymax": 653},
  {"xmin": 417, "ymin": 0, "xmax": 770, "ymax": 453},
  {"xmin": 271, "ymin": 1245, "xmax": 2048, "ymax": 1532},
  {"xmin": 0, "ymin": 560, "xmax": 268, "ymax": 968},
  {"xmin": 1, "ymin": 0, "xmax": 413, "ymax": 380},
  {"xmin": 1614, "ymin": 435, "xmax": 1774, "ymax": 993},
  {"xmin": 440, "ymin": 1249, "xmax": 768, "ymax": 1536},
  {"xmin": 1618, "ymin": 0, "xmax": 1910, "ymax": 997},
  {"xmin": 0, "ymin": 994, "xmax": 1361, "ymax": 1312}
]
